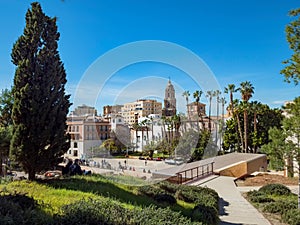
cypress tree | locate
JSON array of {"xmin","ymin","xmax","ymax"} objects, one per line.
[{"xmin": 11, "ymin": 2, "xmax": 71, "ymax": 180}]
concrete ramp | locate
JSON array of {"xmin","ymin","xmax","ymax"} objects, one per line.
[{"xmin": 153, "ymin": 153, "xmax": 267, "ymax": 183}]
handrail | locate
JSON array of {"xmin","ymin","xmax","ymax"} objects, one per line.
[{"xmin": 175, "ymin": 162, "xmax": 214, "ymax": 184}]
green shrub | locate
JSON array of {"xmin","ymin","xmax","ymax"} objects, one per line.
[
  {"xmin": 58, "ymin": 198, "xmax": 127, "ymax": 225},
  {"xmin": 262, "ymin": 200, "xmax": 297, "ymax": 214},
  {"xmin": 131, "ymin": 205, "xmax": 202, "ymax": 225},
  {"xmin": 175, "ymin": 188, "xmax": 196, "ymax": 203},
  {"xmin": 0, "ymin": 192, "xmax": 52, "ymax": 225},
  {"xmin": 192, "ymin": 204, "xmax": 219, "ymax": 225},
  {"xmin": 247, "ymin": 190, "xmax": 274, "ymax": 203},
  {"xmin": 58, "ymin": 198, "xmax": 203, "ymax": 225},
  {"xmin": 153, "ymin": 193, "xmax": 176, "ymax": 205},
  {"xmin": 282, "ymin": 208, "xmax": 300, "ymax": 225},
  {"xmin": 157, "ymin": 181, "xmax": 178, "ymax": 194},
  {"xmin": 175, "ymin": 186, "xmax": 218, "ymax": 211},
  {"xmin": 137, "ymin": 185, "xmax": 162, "ymax": 197},
  {"xmin": 258, "ymin": 183, "xmax": 291, "ymax": 196}
]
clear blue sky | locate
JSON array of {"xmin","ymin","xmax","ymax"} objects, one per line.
[{"xmin": 0, "ymin": 0, "xmax": 299, "ymax": 115}]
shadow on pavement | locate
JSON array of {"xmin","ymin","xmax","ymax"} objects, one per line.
[
  {"xmin": 219, "ymin": 222, "xmax": 243, "ymax": 225},
  {"xmin": 219, "ymin": 197, "xmax": 229, "ymax": 216}
]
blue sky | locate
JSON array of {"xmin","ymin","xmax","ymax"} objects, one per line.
[{"xmin": 0, "ymin": 0, "xmax": 299, "ymax": 115}]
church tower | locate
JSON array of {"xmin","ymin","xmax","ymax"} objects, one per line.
[{"xmin": 162, "ymin": 79, "xmax": 176, "ymax": 117}]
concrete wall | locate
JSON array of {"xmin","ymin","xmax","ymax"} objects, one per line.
[{"xmin": 217, "ymin": 155, "xmax": 267, "ymax": 178}]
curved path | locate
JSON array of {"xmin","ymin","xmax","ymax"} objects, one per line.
[{"xmin": 190, "ymin": 176, "xmax": 271, "ymax": 225}]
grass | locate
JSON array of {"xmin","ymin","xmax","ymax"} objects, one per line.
[
  {"xmin": 0, "ymin": 174, "xmax": 219, "ymax": 224},
  {"xmin": 0, "ymin": 174, "xmax": 191, "ymax": 212}
]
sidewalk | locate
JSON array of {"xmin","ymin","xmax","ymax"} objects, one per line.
[{"xmin": 190, "ymin": 176, "xmax": 271, "ymax": 225}]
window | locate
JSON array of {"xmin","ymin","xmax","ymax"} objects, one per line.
[
  {"xmin": 74, "ymin": 150, "xmax": 78, "ymax": 157},
  {"xmin": 74, "ymin": 142, "xmax": 78, "ymax": 148}
]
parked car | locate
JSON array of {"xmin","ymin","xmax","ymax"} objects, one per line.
[{"xmin": 165, "ymin": 157, "xmax": 184, "ymax": 165}]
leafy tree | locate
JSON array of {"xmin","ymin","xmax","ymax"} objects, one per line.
[
  {"xmin": 0, "ymin": 126, "xmax": 12, "ymax": 176},
  {"xmin": 281, "ymin": 8, "xmax": 300, "ymax": 85},
  {"xmin": 223, "ymin": 102, "xmax": 282, "ymax": 153},
  {"xmin": 100, "ymin": 138, "xmax": 119, "ymax": 155},
  {"xmin": 0, "ymin": 88, "xmax": 13, "ymax": 175},
  {"xmin": 222, "ymin": 119, "xmax": 240, "ymax": 152},
  {"xmin": 283, "ymin": 97, "xmax": 300, "ymax": 174},
  {"xmin": 10, "ymin": 2, "xmax": 71, "ymax": 180},
  {"xmin": 143, "ymin": 141, "xmax": 157, "ymax": 158},
  {"xmin": 114, "ymin": 126, "xmax": 131, "ymax": 150},
  {"xmin": 260, "ymin": 128, "xmax": 288, "ymax": 172},
  {"xmin": 109, "ymin": 130, "xmax": 128, "ymax": 153},
  {"xmin": 175, "ymin": 129, "xmax": 210, "ymax": 161},
  {"xmin": 0, "ymin": 88, "xmax": 13, "ymax": 127}
]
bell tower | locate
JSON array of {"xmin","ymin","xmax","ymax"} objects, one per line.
[{"xmin": 162, "ymin": 79, "xmax": 176, "ymax": 117}]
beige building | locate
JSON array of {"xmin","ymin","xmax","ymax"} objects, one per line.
[
  {"xmin": 121, "ymin": 99, "xmax": 162, "ymax": 125},
  {"xmin": 71, "ymin": 104, "xmax": 97, "ymax": 116},
  {"xmin": 103, "ymin": 104, "xmax": 123, "ymax": 116},
  {"xmin": 187, "ymin": 102, "xmax": 206, "ymax": 119},
  {"xmin": 66, "ymin": 114, "xmax": 110, "ymax": 159}
]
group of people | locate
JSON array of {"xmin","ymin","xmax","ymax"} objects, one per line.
[{"xmin": 62, "ymin": 158, "xmax": 91, "ymax": 176}]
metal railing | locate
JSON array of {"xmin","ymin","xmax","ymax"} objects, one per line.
[{"xmin": 176, "ymin": 162, "xmax": 214, "ymax": 184}]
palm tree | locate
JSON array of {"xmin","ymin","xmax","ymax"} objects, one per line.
[
  {"xmin": 220, "ymin": 97, "xmax": 227, "ymax": 151},
  {"xmin": 224, "ymin": 84, "xmax": 241, "ymax": 151},
  {"xmin": 141, "ymin": 119, "xmax": 149, "ymax": 144},
  {"xmin": 182, "ymin": 90, "xmax": 190, "ymax": 118},
  {"xmin": 224, "ymin": 84, "xmax": 239, "ymax": 116},
  {"xmin": 214, "ymin": 90, "xmax": 221, "ymax": 145},
  {"xmin": 193, "ymin": 90, "xmax": 203, "ymax": 131},
  {"xmin": 149, "ymin": 116, "xmax": 154, "ymax": 141},
  {"xmin": 172, "ymin": 114, "xmax": 181, "ymax": 140},
  {"xmin": 132, "ymin": 122, "xmax": 140, "ymax": 151},
  {"xmin": 233, "ymin": 99, "xmax": 244, "ymax": 152},
  {"xmin": 206, "ymin": 90, "xmax": 215, "ymax": 133},
  {"xmin": 182, "ymin": 90, "xmax": 190, "ymax": 131},
  {"xmin": 239, "ymin": 81, "xmax": 254, "ymax": 153},
  {"xmin": 251, "ymin": 101, "xmax": 262, "ymax": 153}
]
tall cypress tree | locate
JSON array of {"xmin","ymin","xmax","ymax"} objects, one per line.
[{"xmin": 11, "ymin": 2, "xmax": 71, "ymax": 180}]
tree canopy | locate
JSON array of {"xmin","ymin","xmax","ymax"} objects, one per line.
[
  {"xmin": 223, "ymin": 101, "xmax": 283, "ymax": 153},
  {"xmin": 281, "ymin": 8, "xmax": 300, "ymax": 85},
  {"xmin": 261, "ymin": 96, "xmax": 300, "ymax": 177},
  {"xmin": 10, "ymin": 2, "xmax": 71, "ymax": 180}
]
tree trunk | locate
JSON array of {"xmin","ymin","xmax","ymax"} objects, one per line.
[
  {"xmin": 244, "ymin": 110, "xmax": 248, "ymax": 153},
  {"xmin": 208, "ymin": 99, "xmax": 212, "ymax": 133},
  {"xmin": 196, "ymin": 104, "xmax": 200, "ymax": 132},
  {"xmin": 236, "ymin": 113, "xmax": 244, "ymax": 152},
  {"xmin": 0, "ymin": 154, "xmax": 2, "ymax": 176},
  {"xmin": 28, "ymin": 168, "xmax": 36, "ymax": 181},
  {"xmin": 253, "ymin": 112, "xmax": 257, "ymax": 153}
]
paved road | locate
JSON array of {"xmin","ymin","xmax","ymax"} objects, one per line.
[{"xmin": 190, "ymin": 176, "xmax": 272, "ymax": 225}]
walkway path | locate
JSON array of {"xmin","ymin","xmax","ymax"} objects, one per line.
[{"xmin": 190, "ymin": 176, "xmax": 271, "ymax": 225}]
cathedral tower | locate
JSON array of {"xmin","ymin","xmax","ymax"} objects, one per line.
[{"xmin": 162, "ymin": 79, "xmax": 176, "ymax": 117}]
